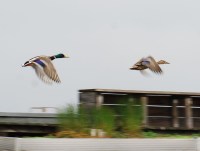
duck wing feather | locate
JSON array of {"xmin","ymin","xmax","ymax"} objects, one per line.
[
  {"xmin": 31, "ymin": 63, "xmax": 53, "ymax": 84},
  {"xmin": 142, "ymin": 56, "xmax": 162, "ymax": 73},
  {"xmin": 38, "ymin": 56, "xmax": 61, "ymax": 83}
]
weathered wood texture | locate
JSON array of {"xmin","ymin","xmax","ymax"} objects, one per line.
[
  {"xmin": 172, "ymin": 99, "xmax": 179, "ymax": 128},
  {"xmin": 80, "ymin": 89, "xmax": 200, "ymax": 130},
  {"xmin": 141, "ymin": 97, "xmax": 148, "ymax": 127},
  {"xmin": 185, "ymin": 98, "xmax": 193, "ymax": 129},
  {"xmin": 80, "ymin": 88, "xmax": 200, "ymax": 96}
]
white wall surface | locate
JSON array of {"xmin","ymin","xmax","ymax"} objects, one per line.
[{"xmin": 0, "ymin": 137, "xmax": 198, "ymax": 151}]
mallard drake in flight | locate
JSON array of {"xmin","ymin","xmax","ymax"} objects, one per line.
[
  {"xmin": 130, "ymin": 56, "xmax": 169, "ymax": 74},
  {"xmin": 22, "ymin": 53, "xmax": 69, "ymax": 84}
]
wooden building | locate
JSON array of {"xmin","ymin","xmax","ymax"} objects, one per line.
[{"xmin": 79, "ymin": 89, "xmax": 200, "ymax": 130}]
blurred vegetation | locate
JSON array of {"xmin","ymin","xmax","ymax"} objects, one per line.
[
  {"xmin": 56, "ymin": 97, "xmax": 144, "ymax": 138},
  {"xmin": 90, "ymin": 107, "xmax": 115, "ymax": 136},
  {"xmin": 57, "ymin": 105, "xmax": 88, "ymax": 132},
  {"xmin": 121, "ymin": 98, "xmax": 143, "ymax": 137},
  {"xmin": 142, "ymin": 131, "xmax": 200, "ymax": 138},
  {"xmin": 54, "ymin": 101, "xmax": 200, "ymax": 138}
]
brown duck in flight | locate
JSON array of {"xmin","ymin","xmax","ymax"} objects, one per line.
[{"xmin": 130, "ymin": 56, "xmax": 169, "ymax": 74}]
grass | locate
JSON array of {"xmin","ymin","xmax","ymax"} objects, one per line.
[
  {"xmin": 57, "ymin": 105, "xmax": 88, "ymax": 132},
  {"xmin": 56, "ymin": 101, "xmax": 200, "ymax": 138},
  {"xmin": 57, "ymin": 104, "xmax": 116, "ymax": 137},
  {"xmin": 121, "ymin": 99, "xmax": 143, "ymax": 137},
  {"xmin": 142, "ymin": 131, "xmax": 200, "ymax": 138},
  {"xmin": 90, "ymin": 107, "xmax": 115, "ymax": 136},
  {"xmin": 56, "ymin": 96, "xmax": 144, "ymax": 138}
]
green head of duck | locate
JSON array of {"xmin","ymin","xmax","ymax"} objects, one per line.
[{"xmin": 54, "ymin": 53, "xmax": 69, "ymax": 59}]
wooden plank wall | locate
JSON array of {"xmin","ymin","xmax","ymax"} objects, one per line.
[{"xmin": 80, "ymin": 92, "xmax": 200, "ymax": 130}]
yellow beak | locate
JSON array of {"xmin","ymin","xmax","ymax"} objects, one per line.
[{"xmin": 64, "ymin": 54, "xmax": 70, "ymax": 58}]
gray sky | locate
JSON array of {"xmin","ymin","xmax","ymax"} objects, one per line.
[{"xmin": 1, "ymin": 0, "xmax": 200, "ymax": 112}]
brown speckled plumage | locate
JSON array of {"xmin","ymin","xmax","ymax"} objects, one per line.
[{"xmin": 130, "ymin": 56, "xmax": 169, "ymax": 74}]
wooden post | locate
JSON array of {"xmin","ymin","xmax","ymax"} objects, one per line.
[
  {"xmin": 185, "ymin": 97, "xmax": 193, "ymax": 129},
  {"xmin": 172, "ymin": 99, "xmax": 179, "ymax": 128},
  {"xmin": 141, "ymin": 96, "xmax": 148, "ymax": 127},
  {"xmin": 96, "ymin": 94, "xmax": 104, "ymax": 108}
]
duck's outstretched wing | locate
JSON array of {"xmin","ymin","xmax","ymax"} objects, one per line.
[
  {"xmin": 38, "ymin": 56, "xmax": 61, "ymax": 83},
  {"xmin": 142, "ymin": 56, "xmax": 162, "ymax": 74},
  {"xmin": 134, "ymin": 58, "xmax": 143, "ymax": 66},
  {"xmin": 31, "ymin": 63, "xmax": 53, "ymax": 84}
]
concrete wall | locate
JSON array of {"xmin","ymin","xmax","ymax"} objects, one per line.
[
  {"xmin": 0, "ymin": 137, "xmax": 17, "ymax": 151},
  {"xmin": 0, "ymin": 137, "xmax": 199, "ymax": 151}
]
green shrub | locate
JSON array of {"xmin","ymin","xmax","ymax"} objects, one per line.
[
  {"xmin": 57, "ymin": 104, "xmax": 115, "ymax": 137},
  {"xmin": 57, "ymin": 98, "xmax": 143, "ymax": 138},
  {"xmin": 143, "ymin": 131, "xmax": 158, "ymax": 138},
  {"xmin": 57, "ymin": 105, "xmax": 88, "ymax": 132},
  {"xmin": 120, "ymin": 98, "xmax": 143, "ymax": 136},
  {"xmin": 90, "ymin": 107, "xmax": 115, "ymax": 135}
]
